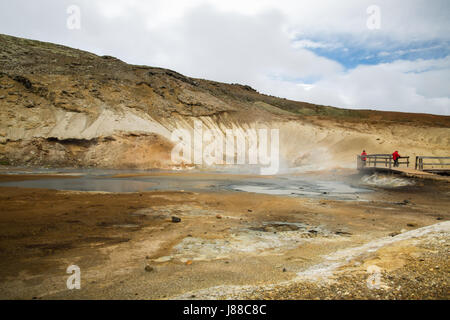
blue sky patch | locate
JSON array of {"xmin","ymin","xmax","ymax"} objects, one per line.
[{"xmin": 293, "ymin": 36, "xmax": 450, "ymax": 70}]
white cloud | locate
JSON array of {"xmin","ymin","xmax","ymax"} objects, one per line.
[
  {"xmin": 141, "ymin": 5, "xmax": 343, "ymax": 84},
  {"xmin": 292, "ymin": 39, "xmax": 342, "ymax": 50},
  {"xmin": 281, "ymin": 57, "xmax": 450, "ymax": 115},
  {"xmin": 297, "ymin": 84, "xmax": 315, "ymax": 91}
]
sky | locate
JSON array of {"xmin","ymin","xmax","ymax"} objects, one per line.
[{"xmin": 0, "ymin": 0, "xmax": 449, "ymax": 115}]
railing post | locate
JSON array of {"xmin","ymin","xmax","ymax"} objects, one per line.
[
  {"xmin": 389, "ymin": 157, "xmax": 392, "ymax": 169},
  {"xmin": 415, "ymin": 156, "xmax": 418, "ymax": 170}
]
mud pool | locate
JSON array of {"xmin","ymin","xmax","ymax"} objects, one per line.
[{"xmin": 0, "ymin": 169, "xmax": 371, "ymax": 200}]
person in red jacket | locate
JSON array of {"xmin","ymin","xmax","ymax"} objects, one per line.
[
  {"xmin": 361, "ymin": 150, "xmax": 367, "ymax": 166},
  {"xmin": 392, "ymin": 150, "xmax": 400, "ymax": 167}
]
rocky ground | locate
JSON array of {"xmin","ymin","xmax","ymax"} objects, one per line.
[
  {"xmin": 244, "ymin": 231, "xmax": 449, "ymax": 300},
  {"xmin": 0, "ymin": 171, "xmax": 448, "ymax": 300}
]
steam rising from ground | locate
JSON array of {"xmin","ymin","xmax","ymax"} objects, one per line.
[{"xmin": 361, "ymin": 173, "xmax": 415, "ymax": 188}]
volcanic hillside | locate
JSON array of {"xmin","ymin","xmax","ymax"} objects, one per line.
[{"xmin": 0, "ymin": 34, "xmax": 449, "ymax": 170}]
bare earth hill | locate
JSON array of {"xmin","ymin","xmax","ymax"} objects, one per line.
[{"xmin": 0, "ymin": 34, "xmax": 449, "ymax": 170}]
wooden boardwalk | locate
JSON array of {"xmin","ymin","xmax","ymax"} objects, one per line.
[{"xmin": 357, "ymin": 154, "xmax": 450, "ymax": 180}]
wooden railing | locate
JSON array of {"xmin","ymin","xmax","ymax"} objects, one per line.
[
  {"xmin": 415, "ymin": 156, "xmax": 450, "ymax": 172},
  {"xmin": 357, "ymin": 154, "xmax": 410, "ymax": 170}
]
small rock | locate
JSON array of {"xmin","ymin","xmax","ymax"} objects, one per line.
[
  {"xmin": 335, "ymin": 231, "xmax": 352, "ymax": 236},
  {"xmin": 145, "ymin": 256, "xmax": 150, "ymax": 259},
  {"xmin": 216, "ymin": 214, "xmax": 222, "ymax": 219},
  {"xmin": 282, "ymin": 268, "xmax": 287, "ymax": 272},
  {"xmin": 171, "ymin": 216, "xmax": 181, "ymax": 223},
  {"xmin": 248, "ymin": 209, "xmax": 253, "ymax": 212},
  {"xmin": 406, "ymin": 223, "xmax": 417, "ymax": 227},
  {"xmin": 145, "ymin": 265, "xmax": 154, "ymax": 272},
  {"xmin": 389, "ymin": 232, "xmax": 400, "ymax": 237}
]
